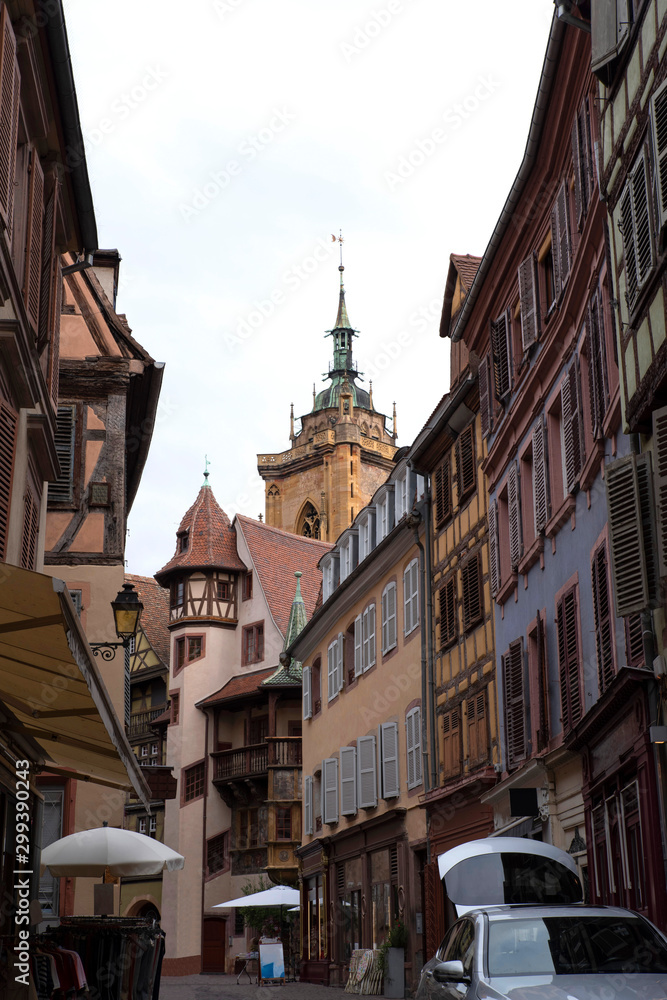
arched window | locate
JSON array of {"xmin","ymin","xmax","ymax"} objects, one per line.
[{"xmin": 298, "ymin": 501, "xmax": 320, "ymax": 539}]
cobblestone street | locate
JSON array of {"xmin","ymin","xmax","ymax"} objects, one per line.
[{"xmin": 159, "ymin": 975, "xmax": 390, "ymax": 1000}]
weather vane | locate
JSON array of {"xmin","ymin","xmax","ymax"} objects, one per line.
[
  {"xmin": 331, "ymin": 230, "xmax": 344, "ymax": 268},
  {"xmin": 203, "ymin": 454, "xmax": 211, "ymax": 484}
]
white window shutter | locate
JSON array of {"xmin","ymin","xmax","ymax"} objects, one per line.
[
  {"xmin": 381, "ymin": 589, "xmax": 388, "ymax": 653},
  {"xmin": 403, "ymin": 565, "xmax": 411, "ymax": 633},
  {"xmin": 327, "ymin": 642, "xmax": 336, "ymax": 701},
  {"xmin": 387, "ymin": 583, "xmax": 397, "ymax": 650},
  {"xmin": 406, "ymin": 708, "xmax": 422, "ymax": 789},
  {"xmin": 354, "ymin": 615, "xmax": 363, "ymax": 677},
  {"xmin": 340, "ymin": 746, "xmax": 357, "ymax": 816},
  {"xmin": 368, "ymin": 604, "xmax": 376, "ymax": 668},
  {"xmin": 652, "ymin": 79, "xmax": 667, "ymax": 234},
  {"xmin": 304, "ymin": 775, "xmax": 313, "ymax": 835},
  {"xmin": 322, "ymin": 758, "xmax": 339, "ymax": 824},
  {"xmin": 380, "ymin": 722, "xmax": 400, "ymax": 798},
  {"xmin": 357, "ymin": 735, "xmax": 377, "ymax": 808},
  {"xmin": 337, "ymin": 633, "xmax": 344, "ymax": 693},
  {"xmin": 410, "ymin": 560, "xmax": 419, "ymax": 630},
  {"xmin": 303, "ymin": 665, "xmax": 312, "ymax": 720}
]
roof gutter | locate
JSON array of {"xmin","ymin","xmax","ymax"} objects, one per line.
[
  {"xmin": 450, "ymin": 13, "xmax": 564, "ymax": 343},
  {"xmin": 38, "ymin": 0, "xmax": 98, "ymax": 252}
]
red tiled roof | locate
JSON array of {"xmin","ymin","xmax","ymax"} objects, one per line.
[
  {"xmin": 197, "ymin": 667, "xmax": 275, "ymax": 708},
  {"xmin": 235, "ymin": 515, "xmax": 332, "ymax": 636},
  {"xmin": 450, "ymin": 254, "xmax": 482, "ymax": 293},
  {"xmin": 154, "ymin": 485, "xmax": 246, "ymax": 582},
  {"xmin": 125, "ymin": 573, "xmax": 170, "ymax": 666}
]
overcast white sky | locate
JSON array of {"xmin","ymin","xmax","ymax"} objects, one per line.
[{"xmin": 64, "ymin": 0, "xmax": 555, "ymax": 579}]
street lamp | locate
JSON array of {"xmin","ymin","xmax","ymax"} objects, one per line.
[{"xmin": 90, "ymin": 583, "xmax": 144, "ymax": 660}]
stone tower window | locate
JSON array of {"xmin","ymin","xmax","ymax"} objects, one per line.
[{"xmin": 298, "ymin": 502, "xmax": 321, "ymax": 539}]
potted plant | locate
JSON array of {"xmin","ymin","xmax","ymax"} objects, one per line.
[{"xmin": 378, "ymin": 920, "xmax": 408, "ymax": 999}]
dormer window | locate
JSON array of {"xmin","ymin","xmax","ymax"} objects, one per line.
[{"xmin": 177, "ymin": 530, "xmax": 189, "ymax": 554}]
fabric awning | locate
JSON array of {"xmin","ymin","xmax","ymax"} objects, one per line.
[{"xmin": 0, "ymin": 565, "xmax": 151, "ymax": 807}]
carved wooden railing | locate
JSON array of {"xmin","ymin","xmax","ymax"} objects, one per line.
[
  {"xmin": 128, "ymin": 706, "xmax": 167, "ymax": 738},
  {"xmin": 212, "ymin": 742, "xmax": 268, "ymax": 780},
  {"xmin": 266, "ymin": 736, "xmax": 302, "ymax": 766}
]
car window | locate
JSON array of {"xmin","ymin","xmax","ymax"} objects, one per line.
[
  {"xmin": 487, "ymin": 915, "xmax": 667, "ymax": 977},
  {"xmin": 452, "ymin": 920, "xmax": 475, "ymax": 977},
  {"xmin": 437, "ymin": 923, "xmax": 461, "ymax": 962}
]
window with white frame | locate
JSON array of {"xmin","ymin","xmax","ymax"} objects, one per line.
[
  {"xmin": 359, "ymin": 512, "xmax": 375, "ymax": 562},
  {"xmin": 340, "ymin": 746, "xmax": 357, "ymax": 816},
  {"xmin": 381, "ymin": 583, "xmax": 397, "ymax": 654},
  {"xmin": 138, "ymin": 817, "xmax": 147, "ymax": 834},
  {"xmin": 149, "ymin": 816, "xmax": 157, "ymax": 837},
  {"xmin": 354, "ymin": 603, "xmax": 376, "ymax": 675},
  {"xmin": 322, "ymin": 556, "xmax": 339, "ymax": 602},
  {"xmin": 327, "ymin": 634, "xmax": 344, "ymax": 701},
  {"xmin": 341, "ymin": 538, "xmax": 352, "ymax": 582},
  {"xmin": 404, "ymin": 558, "xmax": 419, "ymax": 635},
  {"xmin": 406, "ymin": 707, "xmax": 422, "ymax": 789},
  {"xmin": 395, "ymin": 472, "xmax": 408, "ymax": 520}
]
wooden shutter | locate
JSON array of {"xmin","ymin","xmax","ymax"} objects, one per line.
[
  {"xmin": 406, "ymin": 707, "xmax": 421, "ymax": 789},
  {"xmin": 572, "ymin": 98, "xmax": 594, "ymax": 229},
  {"xmin": 507, "ymin": 461, "xmax": 521, "ymax": 569},
  {"xmin": 587, "ymin": 289, "xmax": 608, "ymax": 438},
  {"xmin": 651, "ymin": 77, "xmax": 667, "ymax": 234},
  {"xmin": 625, "ymin": 613, "xmax": 644, "ymax": 667},
  {"xmin": 383, "ymin": 583, "xmax": 396, "ymax": 652},
  {"xmin": 423, "ymin": 860, "xmax": 446, "ymax": 961},
  {"xmin": 456, "ymin": 423, "xmax": 476, "ymax": 499},
  {"xmin": 367, "ymin": 603, "xmax": 376, "ymax": 668},
  {"xmin": 439, "ymin": 576, "xmax": 457, "ymax": 647},
  {"xmin": 0, "ymin": 7, "xmax": 18, "ymax": 233},
  {"xmin": 479, "ymin": 352, "xmax": 492, "ymax": 437},
  {"xmin": 442, "ymin": 709, "xmax": 461, "ymax": 777},
  {"xmin": 23, "ymin": 147, "xmax": 44, "ymax": 332},
  {"xmin": 551, "ymin": 180, "xmax": 572, "ymax": 298},
  {"xmin": 380, "ymin": 722, "xmax": 399, "ymax": 799},
  {"xmin": 621, "ymin": 148, "xmax": 653, "ymax": 312},
  {"xmin": 0, "ymin": 399, "xmax": 17, "ymax": 560},
  {"xmin": 518, "ymin": 253, "xmax": 540, "ymax": 350},
  {"xmin": 336, "ymin": 633, "xmax": 344, "ymax": 693},
  {"xmin": 357, "ymin": 735, "xmax": 377, "ymax": 808},
  {"xmin": 404, "ymin": 559, "xmax": 419, "ymax": 634},
  {"xmin": 39, "ymin": 185, "xmax": 60, "ymax": 351},
  {"xmin": 557, "ymin": 587, "xmax": 582, "ymax": 733},
  {"xmin": 322, "ymin": 758, "xmax": 338, "ymax": 824},
  {"xmin": 592, "ymin": 545, "xmax": 615, "ymax": 694},
  {"xmin": 20, "ymin": 487, "xmax": 39, "ymax": 571},
  {"xmin": 591, "ymin": 0, "xmax": 629, "ymax": 81},
  {"xmin": 469, "ymin": 691, "xmax": 488, "ymax": 765},
  {"xmin": 304, "ymin": 775, "xmax": 313, "ymax": 835},
  {"xmin": 48, "ymin": 259, "xmax": 62, "ymax": 407},
  {"xmin": 653, "ymin": 405, "xmax": 667, "ymax": 579},
  {"xmin": 327, "ymin": 641, "xmax": 337, "ymax": 701},
  {"xmin": 434, "ymin": 458, "xmax": 451, "ymax": 527},
  {"xmin": 303, "ymin": 665, "xmax": 312, "ymax": 720},
  {"xmin": 572, "ymin": 107, "xmax": 583, "ymax": 227},
  {"xmin": 532, "ymin": 418, "xmax": 549, "ymax": 533},
  {"xmin": 488, "ymin": 499, "xmax": 500, "ymax": 598},
  {"xmin": 490, "ymin": 311, "xmax": 511, "ymax": 401},
  {"xmin": 606, "ymin": 453, "xmax": 658, "ymax": 615},
  {"xmin": 561, "ymin": 360, "xmax": 585, "ymax": 494},
  {"xmin": 461, "ymin": 553, "xmax": 482, "ymax": 631},
  {"xmin": 354, "ymin": 615, "xmax": 363, "ymax": 676},
  {"xmin": 340, "ymin": 746, "xmax": 357, "ymax": 816},
  {"xmin": 503, "ymin": 640, "xmax": 526, "ymax": 769}
]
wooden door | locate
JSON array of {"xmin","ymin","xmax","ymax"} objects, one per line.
[{"xmin": 202, "ymin": 917, "xmax": 226, "ymax": 974}]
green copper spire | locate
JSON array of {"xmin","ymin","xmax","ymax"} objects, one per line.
[
  {"xmin": 334, "ymin": 265, "xmax": 351, "ymax": 330},
  {"xmin": 313, "ymin": 258, "xmax": 371, "ymax": 413},
  {"xmin": 202, "ymin": 455, "xmax": 211, "ymax": 487},
  {"xmin": 263, "ymin": 572, "xmax": 307, "ymax": 686}
]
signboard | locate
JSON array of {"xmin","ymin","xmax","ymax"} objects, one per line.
[{"xmin": 259, "ymin": 940, "xmax": 285, "ymax": 983}]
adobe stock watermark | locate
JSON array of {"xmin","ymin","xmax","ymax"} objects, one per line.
[
  {"xmin": 385, "ymin": 75, "xmax": 501, "ymax": 191},
  {"xmin": 340, "ymin": 0, "xmax": 419, "ymax": 64},
  {"xmin": 179, "ymin": 108, "xmax": 296, "ymax": 222},
  {"xmin": 83, "ymin": 67, "xmax": 169, "ymax": 149},
  {"xmin": 224, "ymin": 236, "xmax": 338, "ymax": 350}
]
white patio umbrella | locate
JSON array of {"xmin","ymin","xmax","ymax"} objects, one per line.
[
  {"xmin": 213, "ymin": 884, "xmax": 299, "ymax": 909},
  {"xmin": 40, "ymin": 825, "xmax": 185, "ymax": 877}
]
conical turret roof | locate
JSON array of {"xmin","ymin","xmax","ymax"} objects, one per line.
[
  {"xmin": 314, "ymin": 264, "xmax": 371, "ymax": 412},
  {"xmin": 154, "ymin": 482, "xmax": 246, "ymax": 583},
  {"xmin": 264, "ymin": 571, "xmax": 308, "ymax": 686}
]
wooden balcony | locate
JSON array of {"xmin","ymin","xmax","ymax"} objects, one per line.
[
  {"xmin": 267, "ymin": 736, "xmax": 301, "ymax": 767},
  {"xmin": 213, "ymin": 742, "xmax": 268, "ymax": 780},
  {"xmin": 128, "ymin": 706, "xmax": 168, "ymax": 739}
]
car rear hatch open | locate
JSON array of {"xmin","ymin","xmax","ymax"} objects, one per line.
[{"xmin": 437, "ymin": 837, "xmax": 583, "ymax": 917}]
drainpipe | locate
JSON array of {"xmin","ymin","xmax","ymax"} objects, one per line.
[
  {"xmin": 407, "ymin": 494, "xmax": 437, "ymax": 792},
  {"xmin": 406, "ymin": 509, "xmax": 429, "ymax": 792}
]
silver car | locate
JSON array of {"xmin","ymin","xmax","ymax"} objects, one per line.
[{"xmin": 416, "ymin": 838, "xmax": 667, "ymax": 1000}]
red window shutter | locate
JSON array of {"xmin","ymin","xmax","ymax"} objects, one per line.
[
  {"xmin": 23, "ymin": 147, "xmax": 44, "ymax": 332},
  {"xmin": 591, "ymin": 545, "xmax": 615, "ymax": 694},
  {"xmin": 561, "ymin": 360, "xmax": 584, "ymax": 494},
  {"xmin": 456, "ymin": 423, "xmax": 475, "ymax": 499},
  {"xmin": 21, "ymin": 487, "xmax": 39, "ymax": 570},
  {"xmin": 0, "ymin": 7, "xmax": 18, "ymax": 233},
  {"xmin": 508, "ymin": 461, "xmax": 521, "ymax": 570},
  {"xmin": 490, "ymin": 311, "xmax": 511, "ymax": 401},
  {"xmin": 572, "ymin": 99, "xmax": 594, "ymax": 229},
  {"xmin": 571, "ymin": 112, "xmax": 583, "ymax": 227},
  {"xmin": 439, "ymin": 576, "xmax": 457, "ymax": 647},
  {"xmin": 518, "ymin": 253, "xmax": 540, "ymax": 350},
  {"xmin": 468, "ymin": 691, "xmax": 487, "ymax": 767},
  {"xmin": 535, "ymin": 611, "xmax": 549, "ymax": 751},
  {"xmin": 557, "ymin": 587, "xmax": 582, "ymax": 734},
  {"xmin": 461, "ymin": 553, "xmax": 482, "ymax": 632},
  {"xmin": 48, "ymin": 260, "xmax": 62, "ymax": 407},
  {"xmin": 434, "ymin": 459, "xmax": 451, "ymax": 527},
  {"xmin": 39, "ymin": 187, "xmax": 58, "ymax": 347},
  {"xmin": 479, "ymin": 352, "xmax": 492, "ymax": 437},
  {"xmin": 532, "ymin": 418, "xmax": 549, "ymax": 533},
  {"xmin": 488, "ymin": 499, "xmax": 500, "ymax": 598},
  {"xmin": 503, "ymin": 639, "xmax": 526, "ymax": 769},
  {"xmin": 587, "ymin": 289, "xmax": 608, "ymax": 438},
  {"xmin": 625, "ymin": 614, "xmax": 644, "ymax": 667},
  {"xmin": 0, "ymin": 399, "xmax": 17, "ymax": 560},
  {"xmin": 555, "ymin": 181, "xmax": 572, "ymax": 296},
  {"xmin": 442, "ymin": 709, "xmax": 461, "ymax": 777}
]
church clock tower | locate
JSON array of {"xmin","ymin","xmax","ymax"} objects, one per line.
[{"xmin": 257, "ymin": 262, "xmax": 397, "ymax": 542}]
